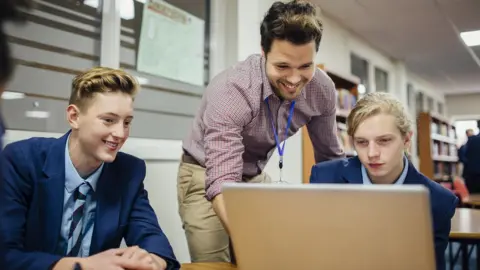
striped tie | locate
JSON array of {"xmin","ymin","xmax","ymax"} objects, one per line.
[{"xmin": 66, "ymin": 182, "xmax": 91, "ymax": 257}]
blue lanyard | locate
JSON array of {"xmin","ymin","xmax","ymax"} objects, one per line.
[{"xmin": 264, "ymin": 97, "xmax": 296, "ymax": 169}]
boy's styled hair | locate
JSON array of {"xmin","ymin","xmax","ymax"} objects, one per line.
[
  {"xmin": 347, "ymin": 92, "xmax": 413, "ymax": 138},
  {"xmin": 260, "ymin": 0, "xmax": 323, "ymax": 54},
  {"xmin": 0, "ymin": 0, "xmax": 33, "ymax": 85},
  {"xmin": 69, "ymin": 67, "xmax": 140, "ymax": 110}
]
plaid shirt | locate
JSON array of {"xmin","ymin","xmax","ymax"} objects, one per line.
[{"xmin": 183, "ymin": 54, "xmax": 345, "ymax": 200}]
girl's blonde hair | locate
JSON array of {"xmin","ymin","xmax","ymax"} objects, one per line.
[{"xmin": 347, "ymin": 92, "xmax": 412, "ymax": 137}]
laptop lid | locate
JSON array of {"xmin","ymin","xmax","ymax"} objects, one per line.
[{"xmin": 222, "ymin": 183, "xmax": 435, "ymax": 270}]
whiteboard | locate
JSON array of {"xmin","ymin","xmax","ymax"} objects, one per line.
[{"xmin": 137, "ymin": 0, "xmax": 205, "ymax": 86}]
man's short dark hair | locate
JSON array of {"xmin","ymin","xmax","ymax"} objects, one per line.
[
  {"xmin": 0, "ymin": 0, "xmax": 32, "ymax": 86},
  {"xmin": 260, "ymin": 0, "xmax": 323, "ymax": 54}
]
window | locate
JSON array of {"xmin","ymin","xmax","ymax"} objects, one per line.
[
  {"xmin": 438, "ymin": 102, "xmax": 444, "ymax": 115},
  {"xmin": 374, "ymin": 67, "xmax": 389, "ymax": 92},
  {"xmin": 350, "ymin": 53, "xmax": 369, "ymax": 97},
  {"xmin": 120, "ymin": 0, "xmax": 210, "ymax": 88},
  {"xmin": 427, "ymin": 97, "xmax": 434, "ymax": 112},
  {"xmin": 407, "ymin": 83, "xmax": 414, "ymax": 107},
  {"xmin": 3, "ymin": 0, "xmax": 102, "ymax": 133},
  {"xmin": 416, "ymin": 92, "xmax": 424, "ymax": 112}
]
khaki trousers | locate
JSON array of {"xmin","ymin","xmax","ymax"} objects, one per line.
[{"xmin": 177, "ymin": 161, "xmax": 271, "ymax": 263}]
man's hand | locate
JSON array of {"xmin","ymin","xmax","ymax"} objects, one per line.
[
  {"xmin": 212, "ymin": 194, "xmax": 230, "ymax": 235},
  {"xmin": 120, "ymin": 246, "xmax": 167, "ymax": 270}
]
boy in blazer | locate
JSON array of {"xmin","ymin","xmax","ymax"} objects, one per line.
[
  {"xmin": 310, "ymin": 92, "xmax": 458, "ymax": 270},
  {"xmin": 0, "ymin": 67, "xmax": 179, "ymax": 270}
]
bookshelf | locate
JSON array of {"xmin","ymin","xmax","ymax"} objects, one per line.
[
  {"xmin": 302, "ymin": 65, "xmax": 360, "ymax": 183},
  {"xmin": 417, "ymin": 112, "xmax": 459, "ymax": 187}
]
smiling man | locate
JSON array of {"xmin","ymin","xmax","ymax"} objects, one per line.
[
  {"xmin": 0, "ymin": 67, "xmax": 179, "ymax": 270},
  {"xmin": 178, "ymin": 0, "xmax": 345, "ymax": 263}
]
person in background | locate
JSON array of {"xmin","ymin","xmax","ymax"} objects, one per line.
[
  {"xmin": 309, "ymin": 92, "xmax": 458, "ymax": 270},
  {"xmin": 464, "ymin": 121, "xmax": 480, "ymax": 193},
  {"xmin": 178, "ymin": 0, "xmax": 345, "ymax": 263},
  {"xmin": 0, "ymin": 67, "xmax": 179, "ymax": 270},
  {"xmin": 458, "ymin": 128, "xmax": 473, "ymax": 164}
]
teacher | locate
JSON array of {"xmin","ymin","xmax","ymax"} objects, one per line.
[{"xmin": 177, "ymin": 0, "xmax": 345, "ymax": 263}]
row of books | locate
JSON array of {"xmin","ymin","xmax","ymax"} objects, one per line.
[
  {"xmin": 336, "ymin": 88, "xmax": 356, "ymax": 111},
  {"xmin": 430, "ymin": 122, "xmax": 456, "ymax": 139},
  {"xmin": 433, "ymin": 162, "xmax": 457, "ymax": 180},
  {"xmin": 431, "ymin": 141, "xmax": 457, "ymax": 157}
]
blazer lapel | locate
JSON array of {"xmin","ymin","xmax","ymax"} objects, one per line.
[
  {"xmin": 41, "ymin": 132, "xmax": 70, "ymax": 252},
  {"xmin": 402, "ymin": 160, "xmax": 423, "ymax": 185},
  {"xmin": 340, "ymin": 156, "xmax": 363, "ymax": 184},
  {"xmin": 90, "ymin": 163, "xmax": 122, "ymax": 254}
]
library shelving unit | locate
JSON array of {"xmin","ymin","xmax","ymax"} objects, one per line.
[
  {"xmin": 301, "ymin": 64, "xmax": 360, "ymax": 183},
  {"xmin": 417, "ymin": 112, "xmax": 459, "ymax": 187}
]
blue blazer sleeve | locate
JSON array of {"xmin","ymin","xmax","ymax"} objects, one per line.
[
  {"xmin": 309, "ymin": 160, "xmax": 339, "ymax": 184},
  {"xmin": 0, "ymin": 145, "xmax": 63, "ymax": 270},
  {"xmin": 433, "ymin": 195, "xmax": 458, "ymax": 270},
  {"xmin": 123, "ymin": 162, "xmax": 180, "ymax": 269}
]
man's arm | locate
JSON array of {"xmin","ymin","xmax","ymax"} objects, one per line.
[
  {"xmin": 123, "ymin": 162, "xmax": 180, "ymax": 270},
  {"xmin": 0, "ymin": 144, "xmax": 64, "ymax": 270},
  {"xmin": 203, "ymin": 87, "xmax": 249, "ymax": 235},
  {"xmin": 306, "ymin": 76, "xmax": 345, "ymax": 163},
  {"xmin": 306, "ymin": 112, "xmax": 345, "ymax": 163}
]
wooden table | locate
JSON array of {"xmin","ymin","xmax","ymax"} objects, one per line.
[
  {"xmin": 465, "ymin": 194, "xmax": 480, "ymax": 208},
  {"xmin": 451, "ymin": 208, "xmax": 480, "ymax": 239},
  {"xmin": 181, "ymin": 262, "xmax": 236, "ymax": 270},
  {"xmin": 449, "ymin": 208, "xmax": 480, "ymax": 270}
]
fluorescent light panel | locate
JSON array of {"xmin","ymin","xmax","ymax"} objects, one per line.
[{"xmin": 460, "ymin": 30, "xmax": 480, "ymax": 47}]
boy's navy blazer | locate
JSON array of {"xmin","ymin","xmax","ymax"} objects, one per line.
[
  {"xmin": 0, "ymin": 132, "xmax": 180, "ymax": 270},
  {"xmin": 310, "ymin": 157, "xmax": 458, "ymax": 270}
]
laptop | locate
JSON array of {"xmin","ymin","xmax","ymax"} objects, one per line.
[{"xmin": 222, "ymin": 183, "xmax": 435, "ymax": 270}]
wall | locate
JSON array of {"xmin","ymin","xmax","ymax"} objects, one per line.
[{"xmin": 445, "ymin": 93, "xmax": 480, "ymax": 120}]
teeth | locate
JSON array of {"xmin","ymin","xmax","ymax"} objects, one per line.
[
  {"xmin": 105, "ymin": 141, "xmax": 118, "ymax": 148},
  {"xmin": 283, "ymin": 83, "xmax": 297, "ymax": 89}
]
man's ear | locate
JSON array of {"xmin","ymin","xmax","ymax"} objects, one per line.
[{"xmin": 66, "ymin": 104, "xmax": 81, "ymax": 130}]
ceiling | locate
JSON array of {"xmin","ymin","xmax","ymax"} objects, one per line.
[{"xmin": 314, "ymin": 0, "xmax": 480, "ymax": 95}]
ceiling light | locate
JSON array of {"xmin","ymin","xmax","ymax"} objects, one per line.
[
  {"xmin": 460, "ymin": 30, "xmax": 480, "ymax": 47},
  {"xmin": 2, "ymin": 91, "xmax": 25, "ymax": 100}
]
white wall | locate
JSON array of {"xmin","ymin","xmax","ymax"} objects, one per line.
[{"xmin": 446, "ymin": 93, "xmax": 480, "ymax": 119}]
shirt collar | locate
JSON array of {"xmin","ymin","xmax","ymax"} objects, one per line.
[
  {"xmin": 361, "ymin": 155, "xmax": 409, "ymax": 185},
  {"xmin": 65, "ymin": 135, "xmax": 104, "ymax": 193}
]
